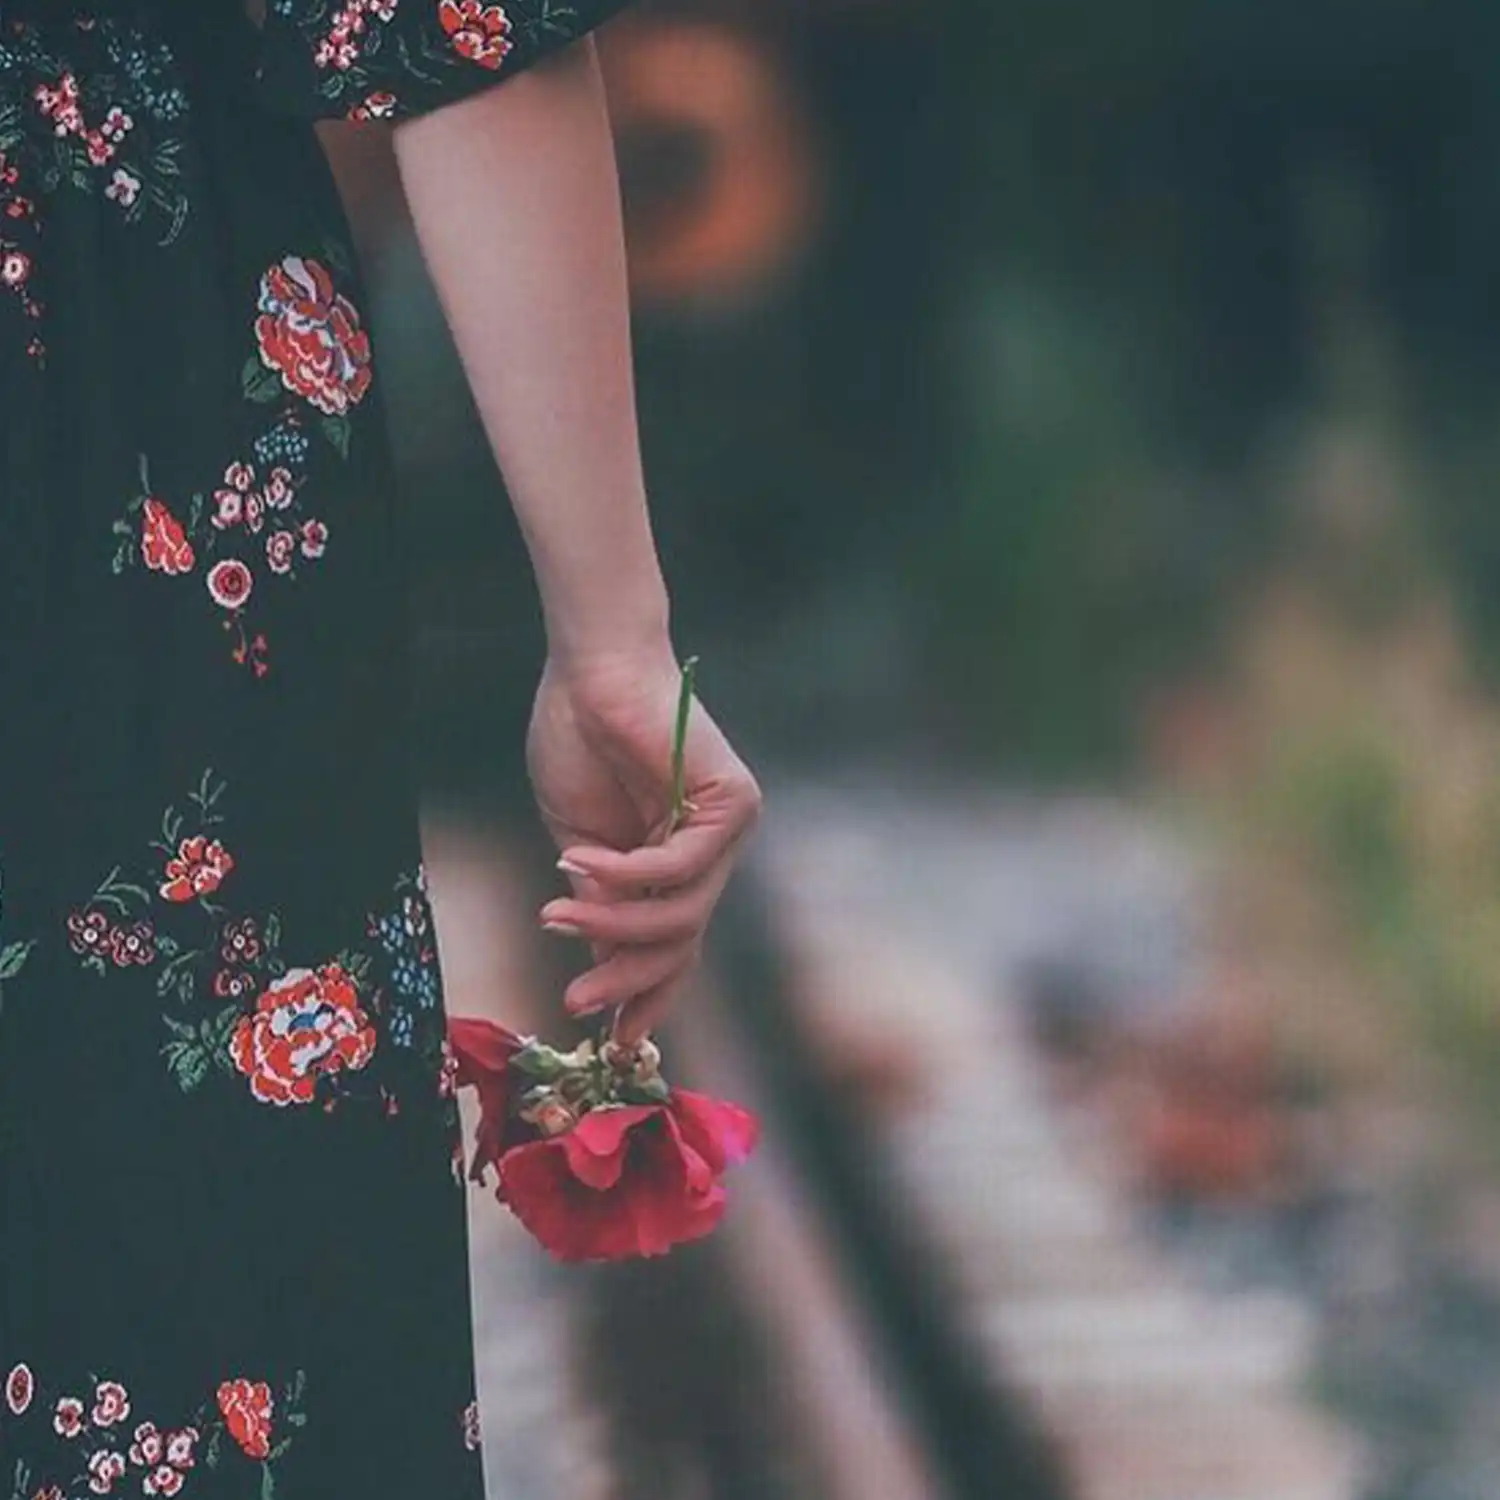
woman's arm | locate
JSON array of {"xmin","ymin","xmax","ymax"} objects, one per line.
[{"xmin": 392, "ymin": 42, "xmax": 761, "ymax": 1042}]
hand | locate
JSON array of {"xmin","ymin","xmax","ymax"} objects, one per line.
[{"xmin": 526, "ymin": 647, "xmax": 762, "ymax": 1044}]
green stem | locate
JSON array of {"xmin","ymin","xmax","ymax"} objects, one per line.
[{"xmin": 669, "ymin": 655, "xmax": 699, "ymax": 836}]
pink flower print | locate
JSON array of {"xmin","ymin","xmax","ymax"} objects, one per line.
[
  {"xmin": 104, "ymin": 169, "xmax": 140, "ymax": 207},
  {"xmin": 145, "ymin": 1468, "xmax": 184, "ymax": 1497},
  {"xmin": 462, "ymin": 1399, "xmax": 481, "ymax": 1451},
  {"xmin": 220, "ymin": 916, "xmax": 262, "ymax": 965},
  {"xmin": 108, "ymin": 922, "xmax": 156, "ymax": 968},
  {"xmin": 100, "ymin": 106, "xmax": 133, "ymax": 143},
  {"xmin": 214, "ymin": 968, "xmax": 256, "ymax": 1000},
  {"xmin": 266, "ymin": 529, "xmax": 296, "ymax": 575},
  {"xmin": 84, "ymin": 131, "xmax": 114, "ymax": 166},
  {"xmin": 164, "ymin": 1427, "xmax": 199, "ymax": 1469},
  {"xmin": 1, "ymin": 249, "xmax": 30, "ymax": 286},
  {"xmin": 243, "ymin": 492, "xmax": 265, "ymax": 535},
  {"xmin": 128, "ymin": 1423, "xmax": 165, "ymax": 1467},
  {"xmin": 91, "ymin": 1381, "xmax": 130, "ymax": 1428},
  {"xmin": 86, "ymin": 1449, "xmax": 127, "ymax": 1495},
  {"xmin": 67, "ymin": 909, "xmax": 111, "ymax": 959},
  {"xmin": 5, "ymin": 1362, "xmax": 34, "ymax": 1415},
  {"xmin": 212, "ymin": 486, "xmax": 244, "ymax": 529},
  {"xmin": 300, "ymin": 518, "xmax": 329, "ymax": 559},
  {"xmin": 264, "ymin": 467, "xmax": 295, "ymax": 509},
  {"xmin": 223, "ymin": 461, "xmax": 256, "ymax": 492},
  {"xmin": 206, "ymin": 559, "xmax": 253, "ymax": 611},
  {"xmin": 54, "ymin": 1395, "xmax": 86, "ymax": 1438}
]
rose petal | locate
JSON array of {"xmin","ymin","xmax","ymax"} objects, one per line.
[
  {"xmin": 671, "ymin": 1090, "xmax": 762, "ymax": 1173},
  {"xmin": 559, "ymin": 1105, "xmax": 662, "ymax": 1190}
]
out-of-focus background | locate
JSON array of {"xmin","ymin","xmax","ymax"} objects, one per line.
[{"xmin": 325, "ymin": 4, "xmax": 1500, "ymax": 1496}]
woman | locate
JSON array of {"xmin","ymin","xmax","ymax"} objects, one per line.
[{"xmin": 0, "ymin": 1, "xmax": 761, "ymax": 1494}]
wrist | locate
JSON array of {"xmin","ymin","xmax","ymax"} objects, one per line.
[{"xmin": 541, "ymin": 588, "xmax": 674, "ymax": 680}]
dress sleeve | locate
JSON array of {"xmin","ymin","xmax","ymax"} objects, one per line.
[{"xmin": 255, "ymin": 0, "xmax": 635, "ymax": 122}]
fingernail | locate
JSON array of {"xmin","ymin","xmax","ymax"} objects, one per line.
[
  {"xmin": 557, "ymin": 856, "xmax": 591, "ymax": 878},
  {"xmin": 543, "ymin": 921, "xmax": 585, "ymax": 939}
]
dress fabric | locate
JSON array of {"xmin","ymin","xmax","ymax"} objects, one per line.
[{"xmin": 0, "ymin": 1, "xmax": 627, "ymax": 1495}]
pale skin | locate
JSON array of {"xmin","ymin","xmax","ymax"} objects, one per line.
[{"xmin": 392, "ymin": 39, "xmax": 762, "ymax": 1045}]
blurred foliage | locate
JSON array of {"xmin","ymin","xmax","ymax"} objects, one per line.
[{"xmin": 384, "ymin": 0, "xmax": 1500, "ymax": 782}]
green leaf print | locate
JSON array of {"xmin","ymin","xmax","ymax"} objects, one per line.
[{"xmin": 242, "ymin": 355, "xmax": 283, "ymax": 405}]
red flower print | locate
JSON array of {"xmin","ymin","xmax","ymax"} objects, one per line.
[
  {"xmin": 5, "ymin": 1362, "xmax": 33, "ymax": 1415},
  {"xmin": 86, "ymin": 1449, "xmax": 126, "ymax": 1495},
  {"xmin": 350, "ymin": 90, "xmax": 398, "ymax": 121},
  {"xmin": 160, "ymin": 835, "xmax": 235, "ymax": 903},
  {"xmin": 299, "ymin": 518, "xmax": 328, "ymax": 559},
  {"xmin": 220, "ymin": 916, "xmax": 261, "ymax": 965},
  {"xmin": 216, "ymin": 1379, "xmax": 273, "ymax": 1460},
  {"xmin": 229, "ymin": 965, "xmax": 378, "ymax": 1107},
  {"xmin": 140, "ymin": 498, "xmax": 195, "ymax": 576},
  {"xmin": 164, "ymin": 1428, "xmax": 198, "ymax": 1469},
  {"xmin": 206, "ymin": 559, "xmax": 253, "ymax": 611},
  {"xmin": 108, "ymin": 922, "xmax": 156, "ymax": 968},
  {"xmin": 438, "ymin": 0, "xmax": 514, "ymax": 69},
  {"xmin": 128, "ymin": 1422, "xmax": 165, "ymax": 1467},
  {"xmin": 461, "ymin": 1399, "xmax": 481, "ymax": 1452},
  {"xmin": 266, "ymin": 529, "xmax": 296, "ymax": 575},
  {"xmin": 144, "ymin": 1468, "xmax": 183, "ymax": 1497},
  {"xmin": 253, "ymin": 256, "xmax": 372, "ymax": 417},
  {"xmin": 91, "ymin": 1381, "xmax": 130, "ymax": 1428},
  {"xmin": 54, "ymin": 1395, "xmax": 86, "ymax": 1438}
]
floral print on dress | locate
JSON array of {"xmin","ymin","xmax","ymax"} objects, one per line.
[
  {"xmin": 244, "ymin": 254, "xmax": 372, "ymax": 455},
  {"xmin": 105, "ymin": 251, "xmax": 364, "ymax": 675},
  {"xmin": 0, "ymin": 15, "xmax": 191, "ymax": 355},
  {"xmin": 0, "ymin": 144, "xmax": 44, "ymax": 364},
  {"xmin": 1, "ymin": 1364, "xmax": 306, "ymax": 1500},
  {"xmin": 259, "ymin": 0, "xmax": 632, "ymax": 122},
  {"xmin": 111, "ymin": 440, "xmax": 330, "ymax": 677},
  {"xmin": 64, "ymin": 771, "xmax": 454, "ymax": 1116}
]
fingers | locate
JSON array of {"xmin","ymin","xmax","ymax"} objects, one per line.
[
  {"xmin": 558, "ymin": 775, "xmax": 761, "ymax": 894},
  {"xmin": 563, "ymin": 940, "xmax": 700, "ymax": 1018},
  {"xmin": 613, "ymin": 973, "xmax": 691, "ymax": 1048},
  {"xmin": 540, "ymin": 866, "xmax": 730, "ymax": 948}
]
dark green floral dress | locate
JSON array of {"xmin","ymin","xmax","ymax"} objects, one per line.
[{"xmin": 0, "ymin": 0, "xmax": 628, "ymax": 1495}]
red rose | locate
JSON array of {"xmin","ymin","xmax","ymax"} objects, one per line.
[
  {"xmin": 160, "ymin": 834, "xmax": 235, "ymax": 903},
  {"xmin": 141, "ymin": 498, "xmax": 194, "ymax": 576},
  {"xmin": 253, "ymin": 256, "xmax": 372, "ymax": 416},
  {"xmin": 449, "ymin": 1018, "xmax": 759, "ymax": 1260},
  {"xmin": 498, "ymin": 1091, "xmax": 759, "ymax": 1261},
  {"xmin": 216, "ymin": 1379, "xmax": 273, "ymax": 1460},
  {"xmin": 438, "ymin": 0, "xmax": 513, "ymax": 69},
  {"xmin": 230, "ymin": 964, "xmax": 377, "ymax": 1107}
]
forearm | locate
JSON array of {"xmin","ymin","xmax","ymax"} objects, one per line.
[{"xmin": 392, "ymin": 41, "xmax": 670, "ymax": 665}]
